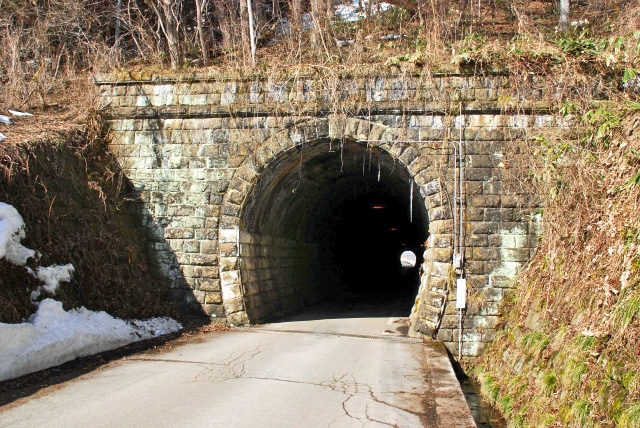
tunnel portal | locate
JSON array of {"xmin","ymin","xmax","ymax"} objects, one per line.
[
  {"xmin": 98, "ymin": 72, "xmax": 545, "ymax": 355},
  {"xmin": 237, "ymin": 138, "xmax": 429, "ymax": 322}
]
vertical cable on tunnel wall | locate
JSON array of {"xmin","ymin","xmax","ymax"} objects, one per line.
[{"xmin": 458, "ymin": 101, "xmax": 465, "ymax": 361}]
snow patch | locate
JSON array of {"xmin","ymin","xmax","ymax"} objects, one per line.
[
  {"xmin": 34, "ymin": 264, "xmax": 75, "ymax": 294},
  {"xmin": 0, "ymin": 202, "xmax": 183, "ymax": 382},
  {"xmin": 335, "ymin": 0, "xmax": 393, "ymax": 22},
  {"xmin": 0, "ymin": 202, "xmax": 36, "ymax": 265},
  {"xmin": 8, "ymin": 110, "xmax": 33, "ymax": 117},
  {"xmin": 0, "ymin": 299, "xmax": 182, "ymax": 382}
]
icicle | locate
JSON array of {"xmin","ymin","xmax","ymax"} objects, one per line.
[
  {"xmin": 368, "ymin": 148, "xmax": 372, "ymax": 172},
  {"xmin": 409, "ymin": 179, "xmax": 414, "ymax": 223},
  {"xmin": 362, "ymin": 148, "xmax": 366, "ymax": 176},
  {"xmin": 377, "ymin": 159, "xmax": 381, "ymax": 182}
]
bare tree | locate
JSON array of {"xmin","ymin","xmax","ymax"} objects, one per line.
[
  {"xmin": 310, "ymin": 0, "xmax": 330, "ymax": 52},
  {"xmin": 144, "ymin": 0, "xmax": 183, "ymax": 68},
  {"xmin": 195, "ymin": 0, "xmax": 210, "ymax": 66}
]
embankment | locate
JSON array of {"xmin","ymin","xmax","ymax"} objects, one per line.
[{"xmin": 0, "ymin": 126, "xmax": 176, "ymax": 324}]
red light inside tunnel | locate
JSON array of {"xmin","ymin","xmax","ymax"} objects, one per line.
[
  {"xmin": 371, "ymin": 205, "xmax": 385, "ymax": 210},
  {"xmin": 390, "ymin": 228, "xmax": 397, "ymax": 231}
]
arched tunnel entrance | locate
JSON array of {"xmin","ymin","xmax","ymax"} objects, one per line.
[{"xmin": 235, "ymin": 136, "xmax": 429, "ymax": 323}]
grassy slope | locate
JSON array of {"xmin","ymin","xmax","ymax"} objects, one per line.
[{"xmin": 473, "ymin": 102, "xmax": 640, "ymax": 427}]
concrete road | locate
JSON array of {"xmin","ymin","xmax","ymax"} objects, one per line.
[{"xmin": 0, "ymin": 304, "xmax": 475, "ymax": 428}]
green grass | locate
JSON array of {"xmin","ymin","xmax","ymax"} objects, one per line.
[
  {"xmin": 564, "ymin": 359, "xmax": 588, "ymax": 389},
  {"xmin": 569, "ymin": 399, "xmax": 594, "ymax": 426},
  {"xmin": 508, "ymin": 414, "xmax": 525, "ymax": 428},
  {"xmin": 619, "ymin": 402, "xmax": 640, "ymax": 428},
  {"xmin": 480, "ymin": 374, "xmax": 501, "ymax": 405},
  {"xmin": 521, "ymin": 332, "xmax": 550, "ymax": 356},
  {"xmin": 613, "ymin": 292, "xmax": 640, "ymax": 329},
  {"xmin": 499, "ymin": 395, "xmax": 514, "ymax": 417}
]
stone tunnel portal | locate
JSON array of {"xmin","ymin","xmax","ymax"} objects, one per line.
[{"xmin": 235, "ymin": 138, "xmax": 429, "ymax": 323}]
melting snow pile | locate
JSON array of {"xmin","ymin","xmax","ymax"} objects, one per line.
[
  {"xmin": 0, "ymin": 202, "xmax": 182, "ymax": 383},
  {"xmin": 335, "ymin": 0, "xmax": 393, "ymax": 22}
]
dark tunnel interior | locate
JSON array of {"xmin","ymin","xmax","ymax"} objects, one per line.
[{"xmin": 239, "ymin": 138, "xmax": 429, "ymax": 321}]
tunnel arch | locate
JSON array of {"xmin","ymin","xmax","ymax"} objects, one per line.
[{"xmin": 218, "ymin": 117, "xmax": 454, "ymax": 325}]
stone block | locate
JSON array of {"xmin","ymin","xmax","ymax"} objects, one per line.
[
  {"xmin": 472, "ymin": 248, "xmax": 499, "ymax": 261},
  {"xmin": 182, "ymin": 265, "xmax": 202, "ymax": 278},
  {"xmin": 205, "ymin": 292, "xmax": 223, "ymax": 305},
  {"xmin": 200, "ymin": 267, "xmax": 220, "ymax": 279},
  {"xmin": 228, "ymin": 311, "xmax": 249, "ymax": 325},
  {"xmin": 429, "ymin": 219, "xmax": 454, "ymax": 234},
  {"xmin": 204, "ymin": 304, "xmax": 225, "ymax": 318},
  {"xmin": 221, "ymin": 270, "xmax": 240, "ymax": 287},
  {"xmin": 429, "ymin": 206, "xmax": 450, "ymax": 222},
  {"xmin": 191, "ymin": 253, "xmax": 217, "ymax": 266},
  {"xmin": 485, "ymin": 261, "xmax": 521, "ymax": 276},
  {"xmin": 464, "ymin": 261, "xmax": 485, "ymax": 275},
  {"xmin": 500, "ymin": 248, "xmax": 531, "ymax": 262},
  {"xmin": 199, "ymin": 278, "xmax": 221, "ymax": 291},
  {"xmin": 483, "ymin": 287, "xmax": 505, "ymax": 302},
  {"xmin": 426, "ymin": 248, "xmax": 453, "ymax": 263},
  {"xmin": 220, "ymin": 256, "xmax": 239, "ymax": 270}
]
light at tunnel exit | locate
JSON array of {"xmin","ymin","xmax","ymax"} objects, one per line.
[{"xmin": 401, "ymin": 251, "xmax": 417, "ymax": 267}]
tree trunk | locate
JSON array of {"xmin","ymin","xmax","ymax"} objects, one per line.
[
  {"xmin": 115, "ymin": 0, "xmax": 122, "ymax": 46},
  {"xmin": 145, "ymin": 0, "xmax": 183, "ymax": 69},
  {"xmin": 195, "ymin": 0, "xmax": 210, "ymax": 66},
  {"xmin": 239, "ymin": 0, "xmax": 251, "ymax": 65},
  {"xmin": 311, "ymin": 0, "xmax": 327, "ymax": 49},
  {"xmin": 559, "ymin": 0, "xmax": 570, "ymax": 32},
  {"xmin": 246, "ymin": 0, "xmax": 256, "ymax": 66}
]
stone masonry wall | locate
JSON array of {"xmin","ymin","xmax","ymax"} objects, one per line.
[
  {"xmin": 96, "ymin": 71, "xmax": 558, "ymax": 356},
  {"xmin": 239, "ymin": 231, "xmax": 319, "ymax": 322}
]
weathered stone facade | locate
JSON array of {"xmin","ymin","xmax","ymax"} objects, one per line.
[{"xmin": 96, "ymin": 71, "xmax": 554, "ymax": 356}]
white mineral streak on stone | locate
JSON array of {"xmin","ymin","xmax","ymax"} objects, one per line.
[
  {"xmin": 220, "ymin": 229, "xmax": 240, "ymax": 243},
  {"xmin": 489, "ymin": 223, "xmax": 530, "ymax": 287}
]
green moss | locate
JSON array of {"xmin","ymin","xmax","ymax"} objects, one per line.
[
  {"xmin": 538, "ymin": 413, "xmax": 557, "ymax": 426},
  {"xmin": 564, "ymin": 359, "xmax": 589, "ymax": 389},
  {"xmin": 541, "ymin": 371, "xmax": 558, "ymax": 394},
  {"xmin": 509, "ymin": 414, "xmax": 525, "ymax": 428},
  {"xmin": 575, "ymin": 334, "xmax": 602, "ymax": 351}
]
